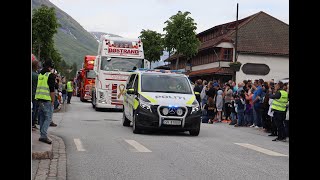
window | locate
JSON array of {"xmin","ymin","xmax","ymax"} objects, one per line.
[
  {"xmin": 126, "ymin": 74, "xmax": 137, "ymax": 89},
  {"xmin": 141, "ymin": 74, "xmax": 192, "ymax": 94},
  {"xmin": 222, "ymin": 48, "xmax": 233, "ymax": 61},
  {"xmin": 133, "ymin": 75, "xmax": 139, "ymax": 91},
  {"xmin": 100, "ymin": 57, "xmax": 143, "ymax": 71},
  {"xmin": 241, "ymin": 63, "xmax": 270, "ymax": 75},
  {"xmin": 86, "ymin": 70, "xmax": 96, "ymax": 79}
]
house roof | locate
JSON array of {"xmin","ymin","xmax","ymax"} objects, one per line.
[
  {"xmin": 186, "ymin": 67, "xmax": 234, "ymax": 76},
  {"xmin": 166, "ymin": 11, "xmax": 289, "ymax": 61}
]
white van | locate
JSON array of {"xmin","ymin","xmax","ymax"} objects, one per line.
[{"xmin": 122, "ymin": 69, "xmax": 201, "ymax": 136}]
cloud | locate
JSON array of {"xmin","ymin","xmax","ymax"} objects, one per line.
[{"xmin": 49, "ymin": 0, "xmax": 289, "ymax": 38}]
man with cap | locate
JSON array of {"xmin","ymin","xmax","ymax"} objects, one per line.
[{"xmin": 35, "ymin": 59, "xmax": 56, "ymax": 144}]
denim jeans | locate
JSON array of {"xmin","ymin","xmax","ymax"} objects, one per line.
[
  {"xmin": 244, "ymin": 109, "xmax": 253, "ymax": 125},
  {"xmin": 237, "ymin": 111, "xmax": 245, "ymax": 126},
  {"xmin": 62, "ymin": 93, "xmax": 67, "ymax": 103},
  {"xmin": 54, "ymin": 95, "xmax": 60, "ymax": 109},
  {"xmin": 38, "ymin": 101, "xmax": 53, "ymax": 139},
  {"xmin": 253, "ymin": 106, "xmax": 262, "ymax": 127},
  {"xmin": 230, "ymin": 112, "xmax": 237, "ymax": 122},
  {"xmin": 32, "ymin": 100, "xmax": 39, "ymax": 126}
]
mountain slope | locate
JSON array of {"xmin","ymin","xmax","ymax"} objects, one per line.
[
  {"xmin": 90, "ymin": 32, "xmax": 122, "ymax": 42},
  {"xmin": 32, "ymin": 0, "xmax": 98, "ymax": 69}
]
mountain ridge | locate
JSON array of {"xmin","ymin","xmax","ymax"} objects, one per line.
[{"xmin": 32, "ymin": 0, "xmax": 99, "ymax": 69}]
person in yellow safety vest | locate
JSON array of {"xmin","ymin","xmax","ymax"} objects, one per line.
[
  {"xmin": 67, "ymin": 79, "xmax": 74, "ymax": 104},
  {"xmin": 35, "ymin": 60, "xmax": 56, "ymax": 144},
  {"xmin": 269, "ymin": 81, "xmax": 288, "ymax": 142}
]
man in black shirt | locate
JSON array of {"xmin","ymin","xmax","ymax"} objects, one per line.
[{"xmin": 35, "ymin": 60, "xmax": 56, "ymax": 144}]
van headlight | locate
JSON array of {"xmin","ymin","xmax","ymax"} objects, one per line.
[
  {"xmin": 191, "ymin": 100, "xmax": 199, "ymax": 113},
  {"xmin": 139, "ymin": 95, "xmax": 151, "ymax": 111}
]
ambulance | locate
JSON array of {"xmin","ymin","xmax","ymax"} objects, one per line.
[
  {"xmin": 92, "ymin": 35, "xmax": 150, "ymax": 110},
  {"xmin": 122, "ymin": 69, "xmax": 201, "ymax": 136}
]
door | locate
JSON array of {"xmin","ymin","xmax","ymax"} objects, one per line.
[{"xmin": 124, "ymin": 74, "xmax": 137, "ymax": 121}]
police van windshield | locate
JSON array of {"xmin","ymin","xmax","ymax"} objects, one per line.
[
  {"xmin": 141, "ymin": 74, "xmax": 192, "ymax": 94},
  {"xmin": 100, "ymin": 57, "xmax": 142, "ymax": 71},
  {"xmin": 86, "ymin": 70, "xmax": 95, "ymax": 79}
]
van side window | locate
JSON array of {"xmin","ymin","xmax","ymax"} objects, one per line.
[{"xmin": 126, "ymin": 74, "xmax": 136, "ymax": 89}]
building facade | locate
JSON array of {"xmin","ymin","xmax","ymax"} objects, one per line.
[{"xmin": 165, "ymin": 11, "xmax": 289, "ymax": 83}]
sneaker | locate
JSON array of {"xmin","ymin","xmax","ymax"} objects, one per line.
[
  {"xmin": 234, "ymin": 124, "xmax": 239, "ymax": 127},
  {"xmin": 39, "ymin": 138, "xmax": 52, "ymax": 144},
  {"xmin": 250, "ymin": 124, "xmax": 255, "ymax": 127},
  {"xmin": 272, "ymin": 138, "xmax": 279, "ymax": 141},
  {"xmin": 254, "ymin": 126, "xmax": 259, "ymax": 128},
  {"xmin": 50, "ymin": 122, "xmax": 57, "ymax": 127}
]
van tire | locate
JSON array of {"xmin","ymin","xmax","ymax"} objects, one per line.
[
  {"xmin": 189, "ymin": 128, "xmax": 200, "ymax": 136},
  {"xmin": 133, "ymin": 114, "xmax": 141, "ymax": 134}
]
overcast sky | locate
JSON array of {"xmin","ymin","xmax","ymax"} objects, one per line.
[{"xmin": 49, "ymin": 0, "xmax": 289, "ymax": 39}]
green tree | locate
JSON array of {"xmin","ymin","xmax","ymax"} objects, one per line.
[
  {"xmin": 32, "ymin": 5, "xmax": 60, "ymax": 63},
  {"xmin": 163, "ymin": 11, "xmax": 200, "ymax": 69},
  {"xmin": 139, "ymin": 29, "xmax": 163, "ymax": 67}
]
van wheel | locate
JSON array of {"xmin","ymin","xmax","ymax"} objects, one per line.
[
  {"xmin": 122, "ymin": 112, "xmax": 130, "ymax": 127},
  {"xmin": 132, "ymin": 114, "xmax": 141, "ymax": 134},
  {"xmin": 189, "ymin": 128, "xmax": 200, "ymax": 136}
]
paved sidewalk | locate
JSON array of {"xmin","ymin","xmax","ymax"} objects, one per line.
[
  {"xmin": 32, "ymin": 103, "xmax": 67, "ymax": 180},
  {"xmin": 32, "ymin": 134, "xmax": 67, "ymax": 180}
]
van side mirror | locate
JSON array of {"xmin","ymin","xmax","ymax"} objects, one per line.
[{"xmin": 127, "ymin": 88, "xmax": 135, "ymax": 94}]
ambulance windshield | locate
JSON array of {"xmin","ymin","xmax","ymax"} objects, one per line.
[{"xmin": 100, "ymin": 57, "xmax": 143, "ymax": 71}]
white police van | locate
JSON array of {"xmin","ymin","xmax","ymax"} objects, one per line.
[{"xmin": 122, "ymin": 69, "xmax": 201, "ymax": 136}]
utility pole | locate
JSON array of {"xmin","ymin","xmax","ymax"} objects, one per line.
[{"xmin": 233, "ymin": 3, "xmax": 239, "ymax": 82}]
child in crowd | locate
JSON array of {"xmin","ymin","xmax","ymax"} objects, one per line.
[
  {"xmin": 205, "ymin": 97, "xmax": 216, "ymax": 124},
  {"xmin": 216, "ymin": 90, "xmax": 223, "ymax": 122},
  {"xmin": 229, "ymin": 95, "xmax": 237, "ymax": 125},
  {"xmin": 235, "ymin": 93, "xmax": 246, "ymax": 127}
]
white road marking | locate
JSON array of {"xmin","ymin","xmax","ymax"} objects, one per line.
[
  {"xmin": 74, "ymin": 139, "xmax": 86, "ymax": 151},
  {"xmin": 234, "ymin": 143, "xmax": 288, "ymax": 157},
  {"xmin": 124, "ymin": 139, "xmax": 152, "ymax": 152}
]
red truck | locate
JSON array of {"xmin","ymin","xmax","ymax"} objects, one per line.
[{"xmin": 79, "ymin": 55, "xmax": 96, "ymax": 102}]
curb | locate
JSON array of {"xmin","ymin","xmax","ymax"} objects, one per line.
[
  {"xmin": 32, "ymin": 148, "xmax": 53, "ymax": 160},
  {"xmin": 33, "ymin": 135, "xmax": 67, "ymax": 180},
  {"xmin": 32, "ymin": 131, "xmax": 53, "ymax": 160}
]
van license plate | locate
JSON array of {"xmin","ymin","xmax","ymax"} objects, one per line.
[{"xmin": 163, "ymin": 120, "xmax": 181, "ymax": 125}]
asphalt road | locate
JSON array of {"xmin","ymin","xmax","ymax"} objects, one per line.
[{"xmin": 50, "ymin": 97, "xmax": 289, "ymax": 180}]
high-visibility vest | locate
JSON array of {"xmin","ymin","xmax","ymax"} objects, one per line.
[
  {"xmin": 35, "ymin": 72, "xmax": 51, "ymax": 101},
  {"xmin": 271, "ymin": 90, "xmax": 288, "ymax": 112},
  {"xmin": 67, "ymin": 81, "xmax": 73, "ymax": 92}
]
